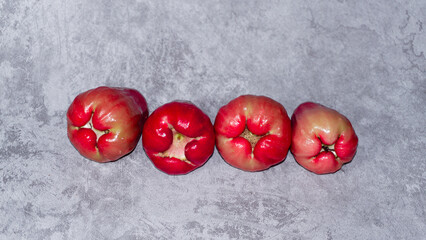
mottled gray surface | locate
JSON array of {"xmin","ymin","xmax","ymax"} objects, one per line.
[{"xmin": 0, "ymin": 0, "xmax": 425, "ymax": 239}]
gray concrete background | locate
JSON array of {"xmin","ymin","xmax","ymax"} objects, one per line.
[{"xmin": 1, "ymin": 0, "xmax": 425, "ymax": 239}]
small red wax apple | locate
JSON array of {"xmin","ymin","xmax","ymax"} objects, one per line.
[
  {"xmin": 142, "ymin": 101, "xmax": 215, "ymax": 175},
  {"xmin": 67, "ymin": 86, "xmax": 148, "ymax": 162},
  {"xmin": 214, "ymin": 95, "xmax": 292, "ymax": 171},
  {"xmin": 291, "ymin": 102, "xmax": 358, "ymax": 174}
]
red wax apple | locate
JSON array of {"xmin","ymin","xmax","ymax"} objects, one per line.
[
  {"xmin": 214, "ymin": 95, "xmax": 292, "ymax": 171},
  {"xmin": 291, "ymin": 102, "xmax": 358, "ymax": 174},
  {"xmin": 67, "ymin": 86, "xmax": 148, "ymax": 162},
  {"xmin": 142, "ymin": 101, "xmax": 215, "ymax": 175}
]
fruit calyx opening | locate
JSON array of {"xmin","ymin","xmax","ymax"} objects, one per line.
[
  {"xmin": 320, "ymin": 143, "xmax": 338, "ymax": 158},
  {"xmin": 155, "ymin": 126, "xmax": 199, "ymax": 166},
  {"xmin": 80, "ymin": 113, "xmax": 110, "ymax": 142},
  {"xmin": 239, "ymin": 127, "xmax": 267, "ymax": 149}
]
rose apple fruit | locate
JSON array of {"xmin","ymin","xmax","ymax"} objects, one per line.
[
  {"xmin": 67, "ymin": 86, "xmax": 148, "ymax": 162},
  {"xmin": 142, "ymin": 101, "xmax": 215, "ymax": 175},
  {"xmin": 291, "ymin": 102, "xmax": 358, "ymax": 174},
  {"xmin": 214, "ymin": 95, "xmax": 292, "ymax": 171}
]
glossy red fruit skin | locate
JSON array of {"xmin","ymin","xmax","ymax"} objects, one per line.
[
  {"xmin": 291, "ymin": 102, "xmax": 358, "ymax": 174},
  {"xmin": 142, "ymin": 101, "xmax": 215, "ymax": 175},
  {"xmin": 214, "ymin": 95, "xmax": 292, "ymax": 171},
  {"xmin": 67, "ymin": 86, "xmax": 148, "ymax": 162}
]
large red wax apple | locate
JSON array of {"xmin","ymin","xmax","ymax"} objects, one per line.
[
  {"xmin": 67, "ymin": 86, "xmax": 148, "ymax": 162},
  {"xmin": 142, "ymin": 101, "xmax": 215, "ymax": 175},
  {"xmin": 214, "ymin": 95, "xmax": 292, "ymax": 171},
  {"xmin": 291, "ymin": 102, "xmax": 358, "ymax": 174}
]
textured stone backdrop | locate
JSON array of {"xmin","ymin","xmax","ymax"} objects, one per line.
[{"xmin": 1, "ymin": 0, "xmax": 425, "ymax": 239}]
